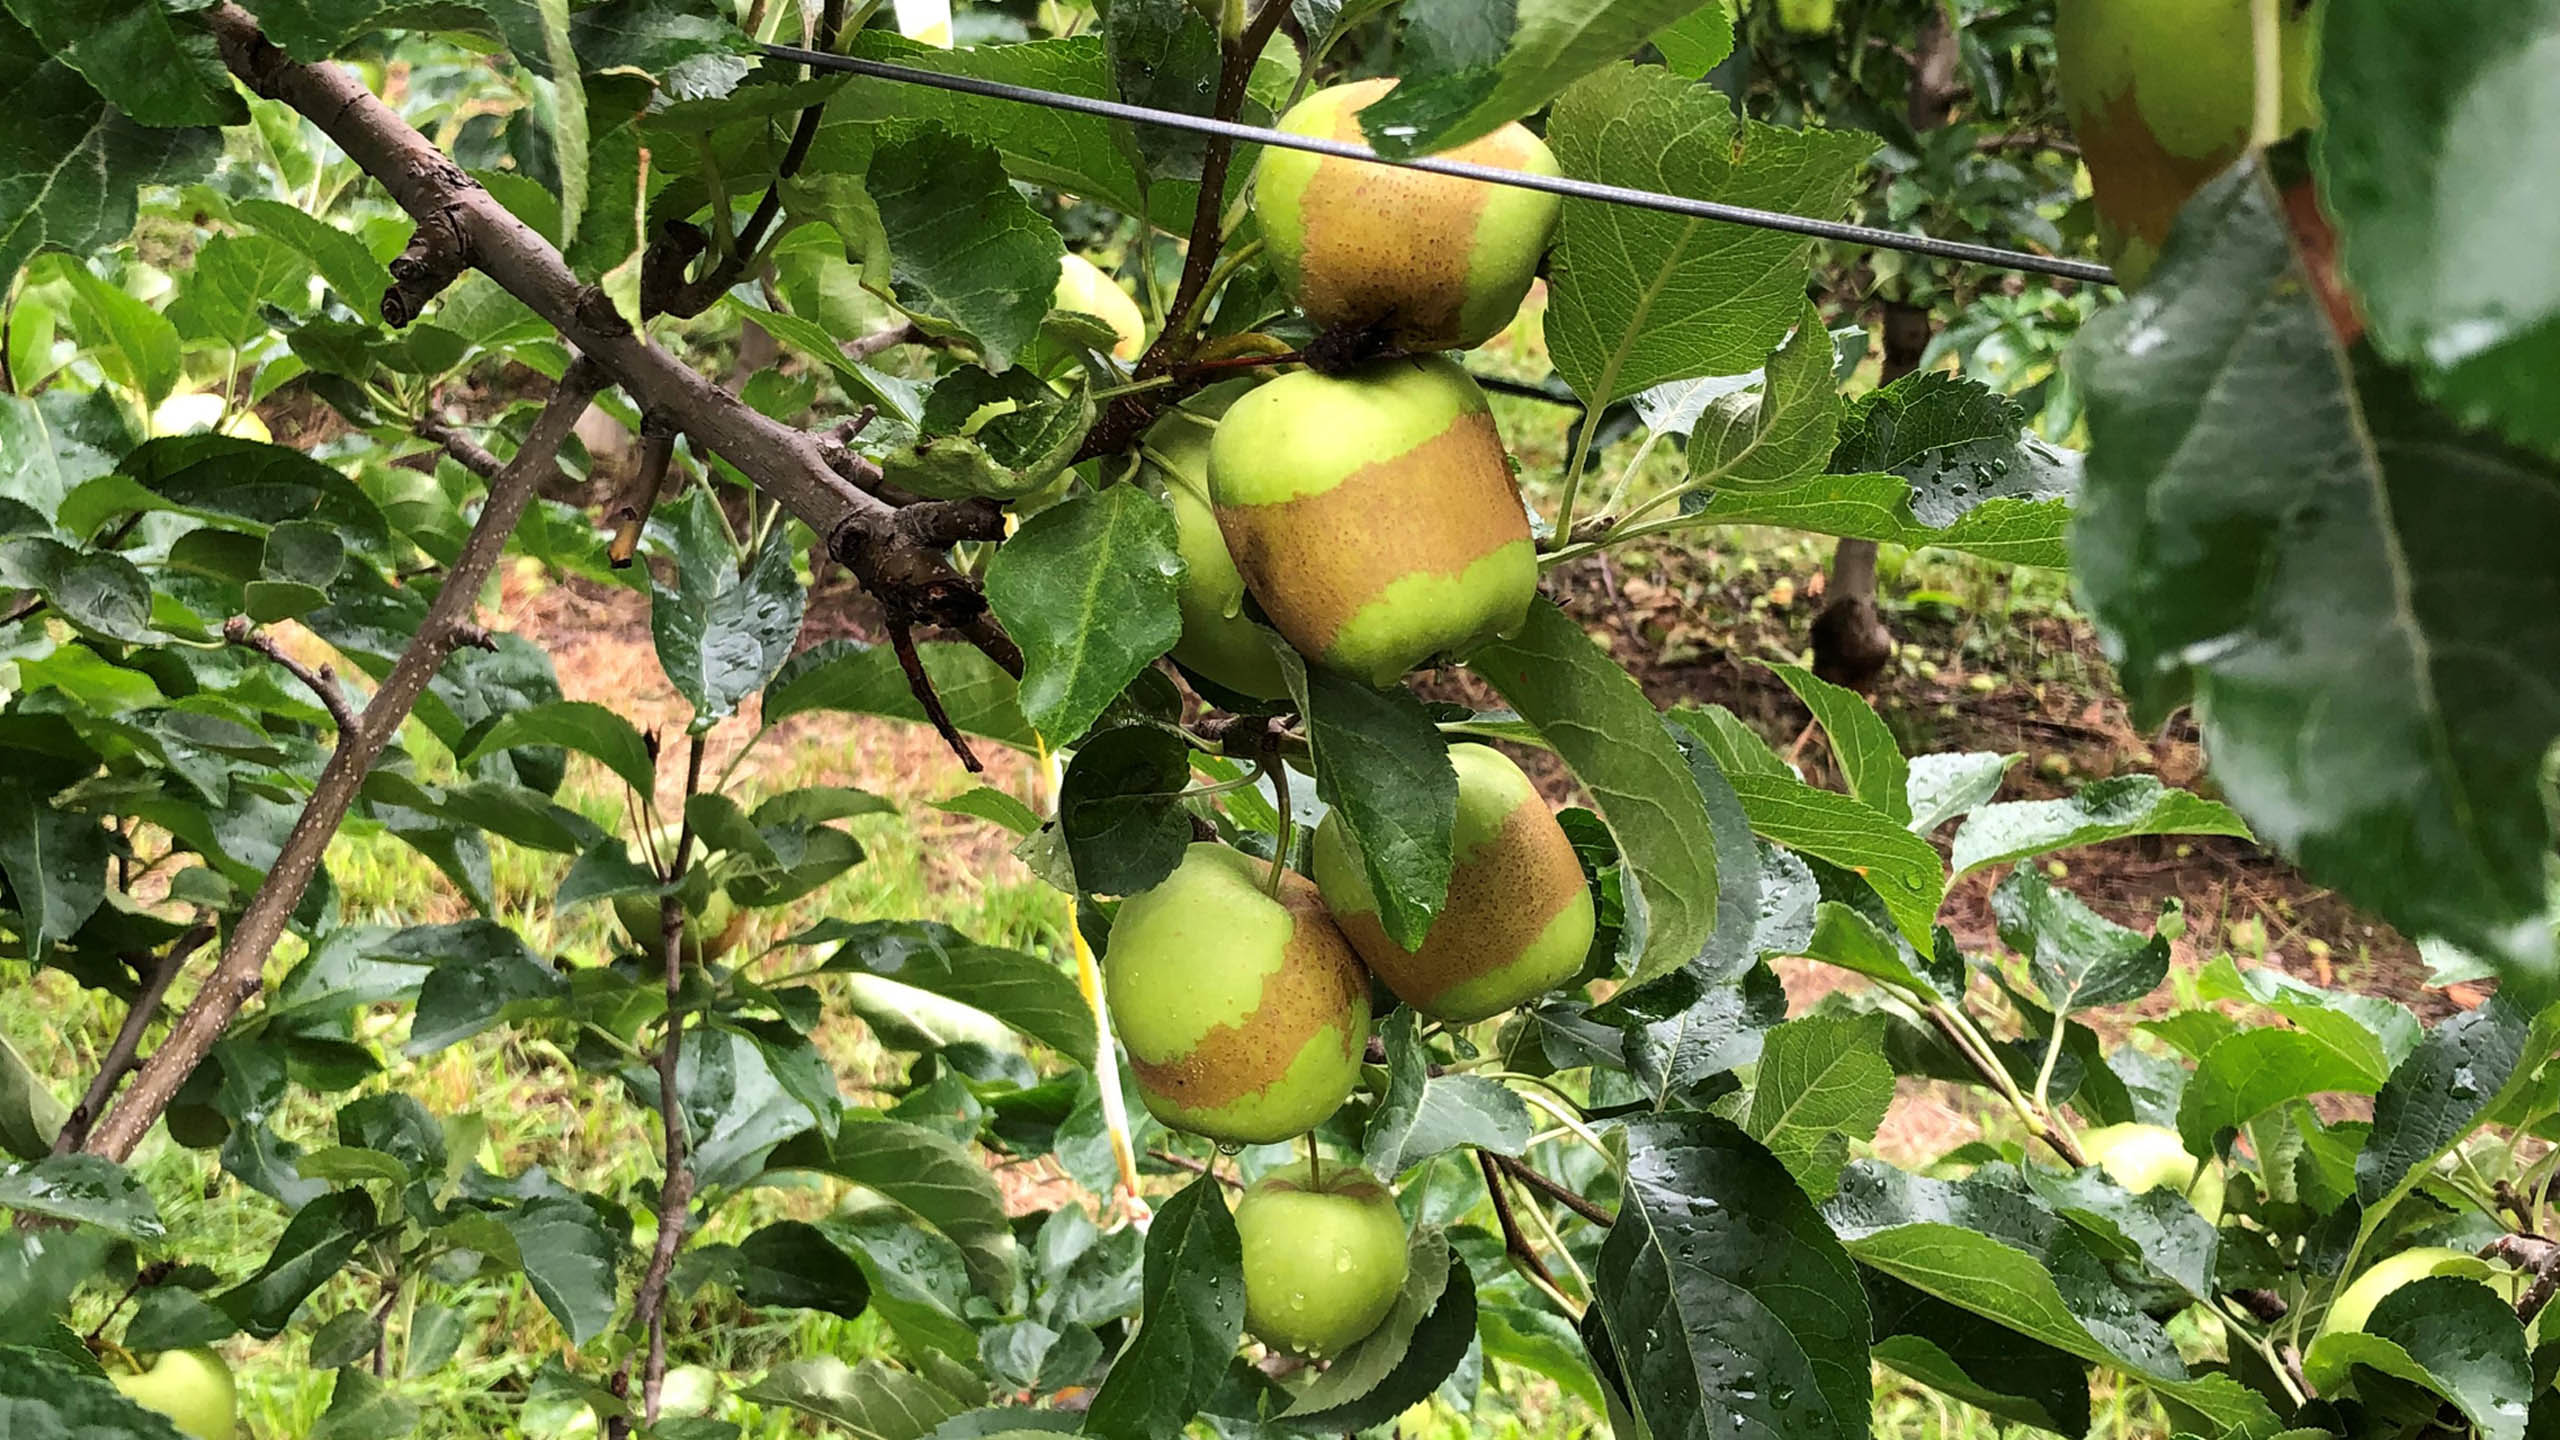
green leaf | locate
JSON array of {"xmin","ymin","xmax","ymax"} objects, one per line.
[
  {"xmin": 1829, "ymin": 370, "xmax": 2079, "ymax": 529},
  {"xmin": 0, "ymin": 1034, "xmax": 66, "ymax": 1161},
  {"xmin": 56, "ymin": 258, "xmax": 180, "ymax": 408},
  {"xmin": 1619, "ymin": 961, "xmax": 1789, "ymax": 1110},
  {"xmin": 1949, "ymin": 776, "xmax": 2251, "ymax": 879},
  {"xmin": 232, "ymin": 198, "xmax": 391, "ymax": 316},
  {"xmin": 123, "ymin": 1288, "xmax": 240, "ymax": 1353},
  {"xmin": 1681, "ymin": 470, "xmax": 2074, "ymax": 569},
  {"xmin": 1363, "ymin": 1010, "xmax": 1532, "ymax": 1178},
  {"xmin": 215, "ymin": 1189, "xmax": 376, "ymax": 1338},
  {"xmin": 2357, "ymin": 995, "xmax": 2546, "ymax": 1206},
  {"xmin": 1101, "ymin": 0, "xmax": 1223, "ymax": 182},
  {"xmin": 812, "ymin": 920, "xmax": 1093, "ymax": 1067},
  {"xmin": 0, "ymin": 780, "xmax": 107, "ymax": 962},
  {"xmin": 742, "ymin": 1356, "xmax": 968, "ymax": 1440},
  {"xmin": 1865, "ymin": 1272, "xmax": 2091, "ymax": 1438},
  {"xmin": 404, "ymin": 925, "xmax": 567, "ymax": 1056},
  {"xmin": 1082, "ymin": 1177, "xmax": 1244, "ymax": 1440},
  {"xmin": 1903, "ymin": 751, "xmax": 2017, "ymax": 835},
  {"xmin": 768, "ymin": 1119, "xmax": 1018, "ymax": 1304},
  {"xmin": 1680, "ymin": 304, "xmax": 1842, "ymax": 492},
  {"xmin": 2177, "ymin": 1028, "xmax": 2387, "ymax": 1156},
  {"xmin": 1283, "ymin": 1225, "xmax": 1454, "ymax": 1416},
  {"xmin": 2313, "ymin": 0, "xmax": 2560, "ymax": 457},
  {"xmin": 878, "ymin": 365, "xmax": 1094, "ymax": 501},
  {"xmin": 2304, "ymin": 1277, "xmax": 2532, "ymax": 1440},
  {"xmin": 569, "ymin": 0, "xmax": 757, "ymax": 95},
  {"xmin": 1469, "ymin": 600, "xmax": 1719, "ymax": 988},
  {"xmin": 1761, "ymin": 661, "xmax": 1905, "ymax": 822},
  {"xmin": 983, "ymin": 486, "xmax": 1181, "ymax": 748},
  {"xmin": 1825, "ymin": 1162, "xmax": 2185, "ymax": 1382},
  {"xmin": 827, "ymin": 1212, "xmax": 978, "ymax": 1365},
  {"xmin": 1745, "ymin": 1014, "xmax": 1894, "ymax": 1199},
  {"xmin": 0, "ymin": 1155, "xmax": 162, "ymax": 1239},
  {"xmin": 0, "ymin": 0, "xmax": 244, "ymax": 127},
  {"xmin": 765, "ymin": 638, "xmax": 1034, "ymax": 750},
  {"xmin": 1358, "ymin": 0, "xmax": 1724, "ymax": 157},
  {"xmin": 310, "ymin": 1366, "xmax": 421, "ymax": 1440},
  {"xmin": 1544, "ymin": 63, "xmax": 1870, "ymax": 406},
  {"xmin": 2072, "ymin": 159, "xmax": 2560, "ymax": 983},
  {"xmin": 1992, "ymin": 869, "xmax": 2170, "ymax": 1016},
  {"xmin": 499, "ymin": 1197, "xmax": 623, "ymax": 1345},
  {"xmin": 1054, "ymin": 725, "xmax": 1191, "ymax": 897},
  {"xmin": 1303, "ymin": 671, "xmax": 1457, "ymax": 952},
  {"xmin": 0, "ymin": 1345, "xmax": 190, "ymax": 1438},
  {"xmin": 465, "ymin": 700, "xmax": 654, "ymax": 796},
  {"xmin": 1595, "ymin": 1113, "xmax": 1871, "ymax": 1440},
  {"xmin": 0, "ymin": 536, "xmax": 154, "ymax": 640},
  {"xmin": 646, "ymin": 488, "xmax": 805, "ymax": 729},
  {"xmin": 73, "ymin": 433, "xmax": 390, "ymax": 550},
  {"xmin": 2019, "ymin": 1165, "xmax": 2220, "ymax": 1307},
  {"xmin": 932, "ymin": 786, "xmax": 1039, "ymax": 836},
  {"xmin": 1651, "ymin": 2, "xmax": 1737, "ymax": 77},
  {"xmin": 710, "ymin": 1220, "xmax": 873, "ymax": 1318},
  {"xmin": 869, "ymin": 126, "xmax": 1061, "ymax": 372},
  {"xmin": 167, "ymin": 234, "xmax": 311, "ymax": 350}
]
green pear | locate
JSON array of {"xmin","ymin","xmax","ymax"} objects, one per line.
[
  {"xmin": 1313, "ymin": 743, "xmax": 1594, "ymax": 1022},
  {"xmin": 2057, "ymin": 0, "xmax": 2321, "ymax": 283},
  {"xmin": 1145, "ymin": 408, "xmax": 1290, "ymax": 700},
  {"xmin": 2320, "ymin": 1245, "xmax": 2510, "ymax": 1337},
  {"xmin": 2078, "ymin": 1122, "xmax": 2225, "ymax": 1223},
  {"xmin": 1102, "ymin": 844, "xmax": 1370, "ymax": 1144},
  {"xmin": 111, "ymin": 1348, "xmax": 236, "ymax": 1440},
  {"xmin": 1255, "ymin": 79, "xmax": 1562, "ymax": 351},
  {"xmin": 1210, "ymin": 357, "xmax": 1536, "ymax": 687},
  {"xmin": 1236, "ymin": 1157, "xmax": 1409, "ymax": 1356},
  {"xmin": 1054, "ymin": 253, "xmax": 1146, "ymax": 362}
]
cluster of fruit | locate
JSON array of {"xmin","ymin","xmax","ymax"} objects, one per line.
[{"xmin": 1098, "ymin": 81, "xmax": 1578, "ymax": 1359}]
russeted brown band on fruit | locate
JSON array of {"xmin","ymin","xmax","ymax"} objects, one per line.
[
  {"xmin": 2079, "ymin": 88, "xmax": 2230, "ymax": 254},
  {"xmin": 1127, "ymin": 875, "xmax": 1368, "ymax": 1110},
  {"xmin": 1337, "ymin": 801, "xmax": 1586, "ymax": 1007},
  {"xmin": 1288, "ymin": 95, "xmax": 1529, "ymax": 344},
  {"xmin": 1216, "ymin": 414, "xmax": 1528, "ymax": 656}
]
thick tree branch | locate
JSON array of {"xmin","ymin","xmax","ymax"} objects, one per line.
[
  {"xmin": 1479, "ymin": 1150, "xmax": 1575, "ymax": 1314},
  {"xmin": 200, "ymin": 3, "xmax": 1014, "ymax": 686},
  {"xmin": 51, "ymin": 926, "xmax": 215, "ymax": 1156},
  {"xmin": 416, "ymin": 415, "xmax": 506, "ymax": 480},
  {"xmin": 78, "ymin": 363, "xmax": 606, "ymax": 1162}
]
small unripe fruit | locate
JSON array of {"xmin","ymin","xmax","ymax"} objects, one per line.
[
  {"xmin": 1255, "ymin": 79, "xmax": 1562, "ymax": 351},
  {"xmin": 1053, "ymin": 253, "xmax": 1146, "ymax": 361},
  {"xmin": 110, "ymin": 1348, "xmax": 236, "ymax": 1440},
  {"xmin": 1210, "ymin": 357, "xmax": 1536, "ymax": 687},
  {"xmin": 1776, "ymin": 0, "xmax": 1837, "ymax": 33},
  {"xmin": 2056, "ymin": 0, "xmax": 2321, "ymax": 283},
  {"xmin": 2078, "ymin": 1122, "xmax": 2225, "ymax": 1223},
  {"xmin": 1102, "ymin": 845, "xmax": 1371, "ymax": 1144},
  {"xmin": 2320, "ymin": 1246, "xmax": 2507, "ymax": 1337},
  {"xmin": 613, "ymin": 885, "xmax": 743, "ymax": 965},
  {"xmin": 1146, "ymin": 409, "xmax": 1289, "ymax": 700},
  {"xmin": 1313, "ymin": 744, "xmax": 1595, "ymax": 1022},
  {"xmin": 1236, "ymin": 1158, "xmax": 1409, "ymax": 1355}
]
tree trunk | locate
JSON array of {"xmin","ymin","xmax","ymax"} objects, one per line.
[{"xmin": 1811, "ymin": 4, "xmax": 1961, "ymax": 691}]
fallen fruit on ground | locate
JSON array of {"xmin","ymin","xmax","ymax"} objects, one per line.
[
  {"xmin": 1101, "ymin": 844, "xmax": 1370, "ymax": 1143},
  {"xmin": 1235, "ymin": 1156, "xmax": 1409, "ymax": 1356},
  {"xmin": 1255, "ymin": 78, "xmax": 1562, "ymax": 351},
  {"xmin": 2078, "ymin": 1121, "xmax": 2226, "ymax": 1223},
  {"xmin": 109, "ymin": 1348, "xmax": 236, "ymax": 1440},
  {"xmin": 1313, "ymin": 742, "xmax": 1595, "ymax": 1022},
  {"xmin": 1210, "ymin": 357, "xmax": 1536, "ymax": 687}
]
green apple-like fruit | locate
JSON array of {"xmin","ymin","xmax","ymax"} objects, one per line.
[
  {"xmin": 1103, "ymin": 845, "xmax": 1371, "ymax": 1143},
  {"xmin": 110, "ymin": 1348, "xmax": 236, "ymax": 1440},
  {"xmin": 2056, "ymin": 0, "xmax": 2321, "ymax": 284},
  {"xmin": 1313, "ymin": 743, "xmax": 1595, "ymax": 1022},
  {"xmin": 1145, "ymin": 408, "xmax": 1290, "ymax": 700},
  {"xmin": 2320, "ymin": 1246, "xmax": 2507, "ymax": 1337},
  {"xmin": 1210, "ymin": 357, "xmax": 1536, "ymax": 687},
  {"xmin": 1054, "ymin": 253, "xmax": 1146, "ymax": 362},
  {"xmin": 1776, "ymin": 0, "xmax": 1837, "ymax": 33},
  {"xmin": 1255, "ymin": 79, "xmax": 1562, "ymax": 351},
  {"xmin": 613, "ymin": 883, "xmax": 742, "ymax": 965},
  {"xmin": 2078, "ymin": 1122, "xmax": 2226, "ymax": 1223},
  {"xmin": 1236, "ymin": 1157, "xmax": 1410, "ymax": 1356}
]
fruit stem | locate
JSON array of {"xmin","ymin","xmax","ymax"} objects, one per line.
[
  {"xmin": 1304, "ymin": 1132, "xmax": 1321, "ymax": 1187},
  {"xmin": 1549, "ymin": 403, "xmax": 1602, "ymax": 552},
  {"xmin": 2247, "ymin": 0, "xmax": 2284, "ymax": 150},
  {"xmin": 1263, "ymin": 740, "xmax": 1294, "ymax": 901}
]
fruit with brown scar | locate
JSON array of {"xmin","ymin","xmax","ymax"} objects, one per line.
[
  {"xmin": 1313, "ymin": 742, "xmax": 1595, "ymax": 1022},
  {"xmin": 1254, "ymin": 78, "xmax": 1562, "ymax": 351},
  {"xmin": 1145, "ymin": 404, "xmax": 1289, "ymax": 700},
  {"xmin": 1210, "ymin": 357, "xmax": 1536, "ymax": 688},
  {"xmin": 1236, "ymin": 1157, "xmax": 1409, "ymax": 1355},
  {"xmin": 1101, "ymin": 844, "xmax": 1370, "ymax": 1143}
]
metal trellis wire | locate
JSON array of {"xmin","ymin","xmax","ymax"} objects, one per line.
[{"xmin": 758, "ymin": 43, "xmax": 2119, "ymax": 287}]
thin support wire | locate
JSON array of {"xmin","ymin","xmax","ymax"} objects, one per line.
[{"xmin": 758, "ymin": 44, "xmax": 2117, "ymax": 287}]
